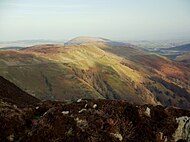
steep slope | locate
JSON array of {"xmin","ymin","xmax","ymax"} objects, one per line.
[
  {"xmin": 1, "ymin": 40, "xmax": 190, "ymax": 108},
  {"xmin": 0, "ymin": 76, "xmax": 40, "ymax": 107},
  {"xmin": 100, "ymin": 43, "xmax": 190, "ymax": 108}
]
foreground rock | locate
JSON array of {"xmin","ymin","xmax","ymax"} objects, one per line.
[{"xmin": 1, "ymin": 99, "xmax": 190, "ymax": 142}]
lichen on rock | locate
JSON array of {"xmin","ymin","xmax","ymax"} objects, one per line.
[{"xmin": 173, "ymin": 116, "xmax": 190, "ymax": 142}]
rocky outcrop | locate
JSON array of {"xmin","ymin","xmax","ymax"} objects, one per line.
[
  {"xmin": 1, "ymin": 99, "xmax": 190, "ymax": 142},
  {"xmin": 173, "ymin": 116, "xmax": 190, "ymax": 141}
]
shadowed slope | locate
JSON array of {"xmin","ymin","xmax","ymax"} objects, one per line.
[{"xmin": 0, "ymin": 76, "xmax": 40, "ymax": 107}]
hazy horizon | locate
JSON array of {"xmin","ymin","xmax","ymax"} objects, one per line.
[{"xmin": 0, "ymin": 0, "xmax": 190, "ymax": 41}]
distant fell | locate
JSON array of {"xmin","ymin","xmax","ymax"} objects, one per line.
[
  {"xmin": 65, "ymin": 36, "xmax": 132, "ymax": 47},
  {"xmin": 65, "ymin": 36, "xmax": 110, "ymax": 45}
]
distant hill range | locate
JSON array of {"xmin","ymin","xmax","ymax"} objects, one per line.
[
  {"xmin": 0, "ymin": 40, "xmax": 65, "ymax": 50},
  {"xmin": 0, "ymin": 46, "xmax": 24, "ymax": 50},
  {"xmin": 164, "ymin": 43, "xmax": 190, "ymax": 51}
]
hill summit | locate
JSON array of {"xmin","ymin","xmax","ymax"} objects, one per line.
[{"xmin": 65, "ymin": 36, "xmax": 110, "ymax": 45}]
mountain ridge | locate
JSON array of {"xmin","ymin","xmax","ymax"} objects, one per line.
[{"xmin": 1, "ymin": 39, "xmax": 190, "ymax": 108}]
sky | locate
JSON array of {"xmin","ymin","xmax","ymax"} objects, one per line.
[{"xmin": 0, "ymin": 0, "xmax": 190, "ymax": 41}]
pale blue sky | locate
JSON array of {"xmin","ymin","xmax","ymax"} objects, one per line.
[{"xmin": 0, "ymin": 0, "xmax": 190, "ymax": 41}]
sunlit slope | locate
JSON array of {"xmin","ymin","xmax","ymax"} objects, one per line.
[
  {"xmin": 0, "ymin": 50, "xmax": 105, "ymax": 101},
  {"xmin": 0, "ymin": 44, "xmax": 156, "ymax": 105},
  {"xmin": 102, "ymin": 43, "xmax": 190, "ymax": 108},
  {"xmin": 1, "ymin": 42, "xmax": 190, "ymax": 108}
]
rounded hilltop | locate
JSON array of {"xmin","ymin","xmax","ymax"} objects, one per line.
[{"xmin": 65, "ymin": 36, "xmax": 111, "ymax": 45}]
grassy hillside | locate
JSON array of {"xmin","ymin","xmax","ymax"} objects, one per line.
[{"xmin": 1, "ymin": 41, "xmax": 190, "ymax": 108}]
